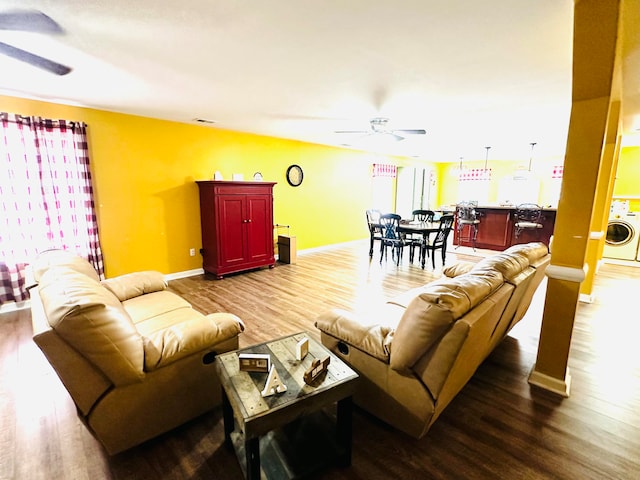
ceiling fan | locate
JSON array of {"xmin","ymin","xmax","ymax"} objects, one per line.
[
  {"xmin": 335, "ymin": 117, "xmax": 426, "ymax": 142},
  {"xmin": 0, "ymin": 9, "xmax": 71, "ymax": 75}
]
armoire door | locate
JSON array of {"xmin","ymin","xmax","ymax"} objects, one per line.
[{"xmin": 245, "ymin": 194, "xmax": 273, "ymax": 263}]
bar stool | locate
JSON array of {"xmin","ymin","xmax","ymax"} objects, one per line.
[
  {"xmin": 455, "ymin": 201, "xmax": 480, "ymax": 250},
  {"xmin": 514, "ymin": 203, "xmax": 544, "ymax": 240}
]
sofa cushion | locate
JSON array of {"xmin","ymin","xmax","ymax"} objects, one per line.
[
  {"xmin": 124, "ymin": 291, "xmax": 194, "ymax": 332},
  {"xmin": 442, "ymin": 261, "xmax": 476, "ymax": 278},
  {"xmin": 474, "ymin": 251, "xmax": 529, "ymax": 281},
  {"xmin": 37, "ymin": 267, "xmax": 145, "ymax": 386},
  {"xmin": 32, "ymin": 249, "xmax": 100, "ymax": 283},
  {"xmin": 390, "ymin": 298, "xmax": 454, "ymax": 372},
  {"xmin": 504, "ymin": 242, "xmax": 549, "ymax": 263},
  {"xmin": 101, "ymin": 271, "xmax": 167, "ymax": 301},
  {"xmin": 419, "ymin": 270, "xmax": 504, "ymax": 319},
  {"xmin": 389, "ymin": 268, "xmax": 504, "ymax": 373}
]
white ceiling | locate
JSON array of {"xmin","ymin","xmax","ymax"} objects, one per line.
[{"xmin": 0, "ymin": 1, "xmax": 637, "ymax": 163}]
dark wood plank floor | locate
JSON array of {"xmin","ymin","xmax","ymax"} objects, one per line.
[{"xmin": 1, "ymin": 241, "xmax": 639, "ymax": 479}]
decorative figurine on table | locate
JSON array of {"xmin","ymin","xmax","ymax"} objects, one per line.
[
  {"xmin": 303, "ymin": 356, "xmax": 330, "ymax": 385},
  {"xmin": 296, "ymin": 337, "xmax": 309, "ymax": 361},
  {"xmin": 261, "ymin": 365, "xmax": 287, "ymax": 397},
  {"xmin": 238, "ymin": 353, "xmax": 271, "ymax": 373}
]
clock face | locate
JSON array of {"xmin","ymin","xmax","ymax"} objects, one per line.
[{"xmin": 286, "ymin": 164, "xmax": 303, "ymax": 187}]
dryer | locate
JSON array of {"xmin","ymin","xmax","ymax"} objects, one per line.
[{"xmin": 603, "ymin": 212, "xmax": 640, "ymax": 260}]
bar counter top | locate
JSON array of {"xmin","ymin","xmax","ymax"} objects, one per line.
[{"xmin": 446, "ymin": 205, "xmax": 557, "ymax": 212}]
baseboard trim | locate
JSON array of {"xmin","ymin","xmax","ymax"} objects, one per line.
[
  {"xmin": 0, "ymin": 300, "xmax": 30, "ymax": 314},
  {"xmin": 579, "ymin": 293, "xmax": 594, "ymax": 303},
  {"xmin": 297, "ymin": 238, "xmax": 366, "ymax": 256},
  {"xmin": 164, "ymin": 268, "xmax": 204, "ymax": 281},
  {"xmin": 528, "ymin": 365, "xmax": 571, "ymax": 397}
]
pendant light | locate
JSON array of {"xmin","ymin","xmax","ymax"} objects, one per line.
[
  {"xmin": 453, "ymin": 156, "xmax": 465, "ymax": 179},
  {"xmin": 482, "ymin": 146, "xmax": 491, "ymax": 180},
  {"xmin": 528, "ymin": 142, "xmax": 537, "ymax": 171}
]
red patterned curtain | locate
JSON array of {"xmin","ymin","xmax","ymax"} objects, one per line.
[
  {"xmin": 0, "ymin": 113, "xmax": 104, "ymax": 304},
  {"xmin": 552, "ymin": 165, "xmax": 564, "ymax": 179},
  {"xmin": 459, "ymin": 168, "xmax": 491, "ymax": 181},
  {"xmin": 372, "ymin": 163, "xmax": 397, "ymax": 177}
]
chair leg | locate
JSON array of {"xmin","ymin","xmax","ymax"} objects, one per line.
[{"xmin": 472, "ymin": 225, "xmax": 478, "ymax": 251}]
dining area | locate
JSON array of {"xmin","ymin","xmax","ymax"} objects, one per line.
[{"xmin": 366, "ymin": 209, "xmax": 455, "ymax": 269}]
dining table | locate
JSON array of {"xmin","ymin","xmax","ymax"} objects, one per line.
[{"xmin": 397, "ymin": 220, "xmax": 441, "ymax": 268}]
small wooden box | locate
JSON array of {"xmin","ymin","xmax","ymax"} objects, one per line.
[{"xmin": 278, "ymin": 235, "xmax": 297, "ymax": 264}]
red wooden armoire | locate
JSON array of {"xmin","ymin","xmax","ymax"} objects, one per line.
[{"xmin": 196, "ymin": 181, "xmax": 276, "ymax": 278}]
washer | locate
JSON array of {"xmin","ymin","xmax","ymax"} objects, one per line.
[{"xmin": 603, "ymin": 212, "xmax": 640, "ymax": 260}]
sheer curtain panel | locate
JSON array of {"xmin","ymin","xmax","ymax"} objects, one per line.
[{"xmin": 0, "ymin": 113, "xmax": 104, "ymax": 305}]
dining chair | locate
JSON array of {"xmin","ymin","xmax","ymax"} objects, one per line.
[
  {"xmin": 379, "ymin": 213, "xmax": 409, "ymax": 265},
  {"xmin": 514, "ymin": 203, "xmax": 544, "ymax": 240},
  {"xmin": 422, "ymin": 214, "xmax": 455, "ymax": 269},
  {"xmin": 412, "ymin": 209, "xmax": 435, "ymax": 222},
  {"xmin": 366, "ymin": 209, "xmax": 383, "ymax": 256},
  {"xmin": 407, "ymin": 209, "xmax": 436, "ymax": 263}
]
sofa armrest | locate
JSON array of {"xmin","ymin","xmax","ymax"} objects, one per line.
[
  {"xmin": 315, "ymin": 309, "xmax": 391, "ymax": 362},
  {"xmin": 143, "ymin": 312, "xmax": 244, "ymax": 370},
  {"xmin": 102, "ymin": 271, "xmax": 167, "ymax": 302}
]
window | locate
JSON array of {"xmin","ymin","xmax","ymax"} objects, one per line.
[{"xmin": 0, "ymin": 113, "xmax": 103, "ymax": 304}]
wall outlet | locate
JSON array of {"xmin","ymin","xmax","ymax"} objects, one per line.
[{"xmin": 189, "ymin": 248, "xmax": 196, "ymax": 257}]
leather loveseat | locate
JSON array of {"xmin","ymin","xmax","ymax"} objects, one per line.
[
  {"xmin": 30, "ymin": 249, "xmax": 245, "ymax": 454},
  {"xmin": 315, "ymin": 242, "xmax": 550, "ymax": 438}
]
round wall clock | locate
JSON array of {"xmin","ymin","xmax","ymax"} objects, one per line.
[{"xmin": 286, "ymin": 164, "xmax": 304, "ymax": 187}]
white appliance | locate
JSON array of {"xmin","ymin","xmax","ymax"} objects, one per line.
[{"xmin": 603, "ymin": 212, "xmax": 640, "ymax": 261}]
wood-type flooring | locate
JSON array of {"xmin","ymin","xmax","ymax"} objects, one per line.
[{"xmin": 1, "ymin": 241, "xmax": 639, "ymax": 479}]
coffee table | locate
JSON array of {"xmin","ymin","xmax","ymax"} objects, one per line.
[{"xmin": 215, "ymin": 332, "xmax": 359, "ymax": 479}]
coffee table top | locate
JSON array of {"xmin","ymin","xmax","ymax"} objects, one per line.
[{"xmin": 215, "ymin": 332, "xmax": 359, "ymax": 439}]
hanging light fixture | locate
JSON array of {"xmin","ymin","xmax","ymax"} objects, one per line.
[
  {"xmin": 528, "ymin": 142, "xmax": 537, "ymax": 171},
  {"xmin": 481, "ymin": 146, "xmax": 491, "ymax": 180}
]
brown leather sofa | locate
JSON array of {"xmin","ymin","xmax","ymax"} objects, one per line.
[
  {"xmin": 315, "ymin": 242, "xmax": 550, "ymax": 438},
  {"xmin": 30, "ymin": 249, "xmax": 245, "ymax": 454}
]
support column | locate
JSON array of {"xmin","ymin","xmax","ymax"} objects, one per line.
[
  {"xmin": 580, "ymin": 101, "xmax": 621, "ymax": 302},
  {"xmin": 529, "ymin": 0, "xmax": 620, "ymax": 396}
]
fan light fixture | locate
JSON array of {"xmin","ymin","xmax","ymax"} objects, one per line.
[
  {"xmin": 335, "ymin": 117, "xmax": 426, "ymax": 144},
  {"xmin": 0, "ymin": 10, "xmax": 72, "ymax": 75}
]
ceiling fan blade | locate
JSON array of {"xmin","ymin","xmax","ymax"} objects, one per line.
[
  {"xmin": 0, "ymin": 10, "xmax": 64, "ymax": 34},
  {"xmin": 386, "ymin": 132, "xmax": 405, "ymax": 142},
  {"xmin": 334, "ymin": 130, "xmax": 369, "ymax": 134},
  {"xmin": 0, "ymin": 41, "xmax": 71, "ymax": 75},
  {"xmin": 393, "ymin": 129, "xmax": 426, "ymax": 135}
]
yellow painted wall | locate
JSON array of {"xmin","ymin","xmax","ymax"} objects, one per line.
[
  {"xmin": 1, "ymin": 94, "xmax": 407, "ymax": 277},
  {"xmin": 614, "ymin": 147, "xmax": 640, "ymax": 211}
]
